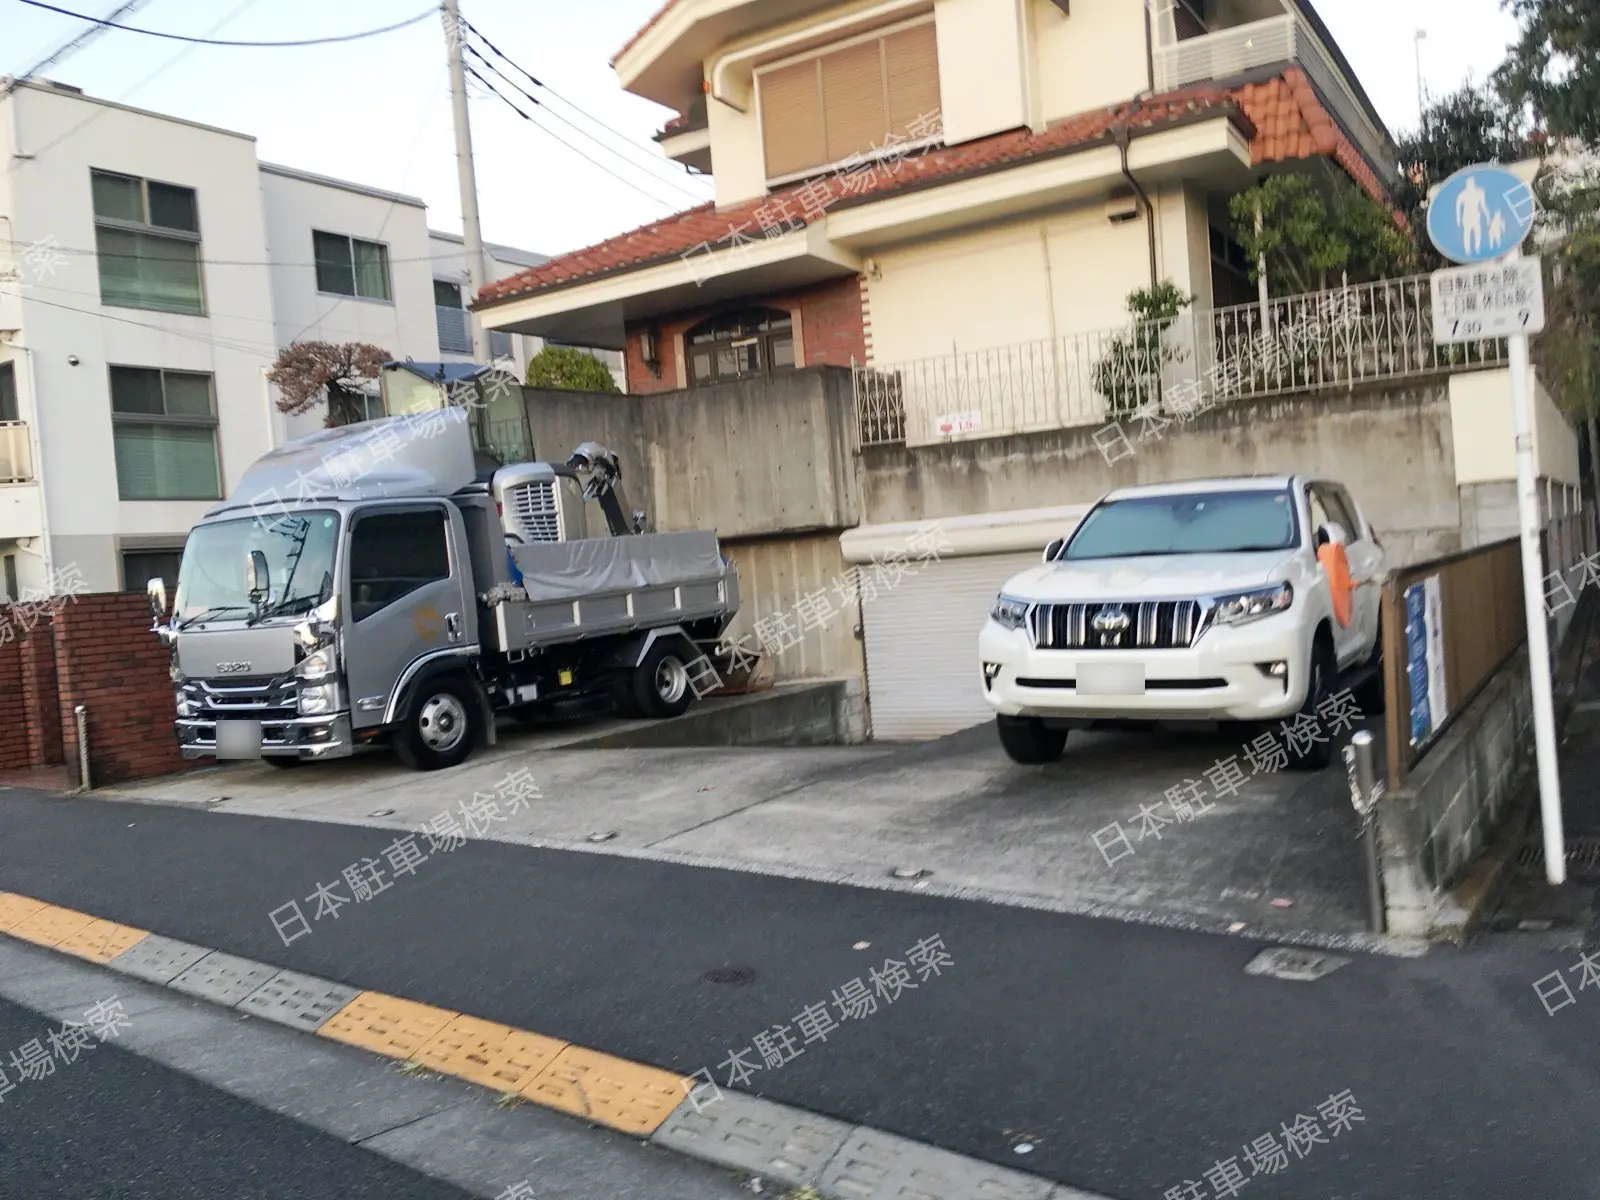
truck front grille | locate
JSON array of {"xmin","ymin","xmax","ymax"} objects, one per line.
[
  {"xmin": 184, "ymin": 677, "xmax": 298, "ymax": 721},
  {"xmin": 506, "ymin": 480, "xmax": 561, "ymax": 542},
  {"xmin": 1028, "ymin": 600, "xmax": 1207, "ymax": 650}
]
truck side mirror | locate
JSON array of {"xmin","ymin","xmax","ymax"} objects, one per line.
[
  {"xmin": 246, "ymin": 550, "xmax": 270, "ymax": 602},
  {"xmin": 146, "ymin": 577, "xmax": 168, "ymax": 620},
  {"xmin": 1043, "ymin": 538, "xmax": 1065, "ymax": 564}
]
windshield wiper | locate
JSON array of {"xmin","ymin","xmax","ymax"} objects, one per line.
[
  {"xmin": 177, "ymin": 605, "xmax": 251, "ymax": 630},
  {"xmin": 249, "ymin": 595, "xmax": 323, "ymax": 624}
]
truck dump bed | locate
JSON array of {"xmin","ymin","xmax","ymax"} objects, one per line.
[{"xmin": 492, "ymin": 531, "xmax": 739, "ymax": 653}]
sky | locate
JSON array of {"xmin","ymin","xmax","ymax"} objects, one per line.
[{"xmin": 1, "ymin": 0, "xmax": 1524, "ymax": 260}]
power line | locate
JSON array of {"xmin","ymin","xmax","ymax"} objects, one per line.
[
  {"xmin": 463, "ymin": 64, "xmax": 683, "ymax": 212},
  {"xmin": 13, "ymin": 1, "xmax": 437, "ymax": 47},
  {"xmin": 459, "ymin": 16, "xmax": 712, "ymax": 192},
  {"xmin": 0, "ymin": 232, "xmax": 533, "ymax": 271},
  {"xmin": 5, "ymin": 0, "xmax": 153, "ymax": 95},
  {"xmin": 463, "ymin": 44, "xmax": 704, "ymax": 204}
]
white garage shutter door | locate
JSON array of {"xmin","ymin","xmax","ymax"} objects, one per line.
[{"xmin": 862, "ymin": 550, "xmax": 1040, "ymax": 740}]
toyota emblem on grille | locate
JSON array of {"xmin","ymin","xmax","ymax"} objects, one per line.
[{"xmin": 1092, "ymin": 606, "xmax": 1131, "ymax": 647}]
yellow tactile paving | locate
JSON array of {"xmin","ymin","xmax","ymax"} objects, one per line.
[
  {"xmin": 520, "ymin": 1044, "xmax": 691, "ymax": 1137},
  {"xmin": 9, "ymin": 903, "xmax": 98, "ymax": 949},
  {"xmin": 53, "ymin": 918, "xmax": 149, "ymax": 964},
  {"xmin": 317, "ymin": 991, "xmax": 459, "ymax": 1060},
  {"xmin": 412, "ymin": 1014, "xmax": 568, "ymax": 1093},
  {"xmin": 0, "ymin": 893, "xmax": 49, "ymax": 934}
]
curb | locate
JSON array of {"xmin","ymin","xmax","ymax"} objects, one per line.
[{"xmin": 0, "ymin": 889, "xmax": 1109, "ymax": 1200}]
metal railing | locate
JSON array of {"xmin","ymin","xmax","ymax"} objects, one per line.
[
  {"xmin": 0, "ymin": 421, "xmax": 32, "ymax": 483},
  {"xmin": 853, "ymin": 274, "xmax": 1509, "ymax": 447},
  {"xmin": 1152, "ymin": 12, "xmax": 1393, "ymax": 189}
]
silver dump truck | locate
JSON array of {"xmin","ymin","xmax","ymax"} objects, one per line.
[{"xmin": 147, "ymin": 407, "xmax": 740, "ymax": 770}]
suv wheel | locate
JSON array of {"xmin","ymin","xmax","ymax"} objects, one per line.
[
  {"xmin": 996, "ymin": 716, "xmax": 1067, "ymax": 764},
  {"xmin": 1286, "ymin": 639, "xmax": 1336, "ymax": 771},
  {"xmin": 394, "ymin": 677, "xmax": 479, "ymax": 771}
]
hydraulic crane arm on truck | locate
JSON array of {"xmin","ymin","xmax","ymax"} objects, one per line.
[{"xmin": 147, "ymin": 408, "xmax": 740, "ymax": 770}]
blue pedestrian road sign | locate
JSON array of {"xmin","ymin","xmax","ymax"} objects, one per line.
[{"xmin": 1426, "ymin": 164, "xmax": 1536, "ymax": 265}]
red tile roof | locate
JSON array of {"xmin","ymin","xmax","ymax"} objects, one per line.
[
  {"xmin": 613, "ymin": 0, "xmax": 677, "ymax": 65},
  {"xmin": 477, "ymin": 70, "xmax": 1384, "ymax": 310}
]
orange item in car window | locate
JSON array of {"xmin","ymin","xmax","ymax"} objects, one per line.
[{"xmin": 1318, "ymin": 542, "xmax": 1354, "ymax": 628}]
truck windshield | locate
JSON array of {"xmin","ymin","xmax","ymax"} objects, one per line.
[
  {"xmin": 1064, "ymin": 490, "xmax": 1298, "ymax": 559},
  {"xmin": 175, "ymin": 511, "xmax": 341, "ymax": 623}
]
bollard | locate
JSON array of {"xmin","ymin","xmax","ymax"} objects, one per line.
[
  {"xmin": 1343, "ymin": 731, "xmax": 1385, "ymax": 934},
  {"xmin": 74, "ymin": 705, "xmax": 90, "ymax": 794}
]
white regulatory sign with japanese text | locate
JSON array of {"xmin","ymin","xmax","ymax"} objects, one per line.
[{"xmin": 1431, "ymin": 259, "xmax": 1545, "ymax": 345}]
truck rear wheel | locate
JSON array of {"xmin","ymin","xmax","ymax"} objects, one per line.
[
  {"xmin": 632, "ymin": 640, "xmax": 694, "ymax": 719},
  {"xmin": 394, "ymin": 677, "xmax": 479, "ymax": 771},
  {"xmin": 996, "ymin": 716, "xmax": 1067, "ymax": 764}
]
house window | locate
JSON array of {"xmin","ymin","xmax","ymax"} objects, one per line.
[
  {"xmin": 123, "ymin": 548, "xmax": 183, "ymax": 598},
  {"xmin": 490, "ymin": 330, "xmax": 513, "ymax": 359},
  {"xmin": 434, "ymin": 279, "xmax": 471, "ymax": 353},
  {"xmin": 0, "ymin": 361, "xmax": 16, "ymax": 422},
  {"xmin": 314, "ymin": 231, "xmax": 392, "ymax": 301},
  {"xmin": 757, "ymin": 16, "xmax": 941, "ymax": 181},
  {"xmin": 91, "ymin": 169, "xmax": 204, "ymax": 315},
  {"xmin": 109, "ymin": 366, "xmax": 221, "ymax": 500},
  {"xmin": 686, "ymin": 308, "xmax": 795, "ymax": 387}
]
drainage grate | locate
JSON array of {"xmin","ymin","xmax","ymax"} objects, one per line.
[
  {"xmin": 1516, "ymin": 839, "xmax": 1600, "ymax": 875},
  {"xmin": 701, "ymin": 965, "xmax": 756, "ymax": 986},
  {"xmin": 1244, "ymin": 947, "xmax": 1350, "ymax": 982}
]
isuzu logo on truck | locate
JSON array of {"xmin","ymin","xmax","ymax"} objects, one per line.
[{"xmin": 215, "ymin": 661, "xmax": 253, "ymax": 674}]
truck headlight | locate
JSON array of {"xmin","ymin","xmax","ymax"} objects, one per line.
[
  {"xmin": 298, "ymin": 684, "xmax": 336, "ymax": 715},
  {"xmin": 990, "ymin": 594, "xmax": 1031, "ymax": 630},
  {"xmin": 295, "ymin": 647, "xmax": 335, "ymax": 681},
  {"xmin": 174, "ymin": 690, "xmax": 194, "ymax": 718},
  {"xmin": 1211, "ymin": 582, "xmax": 1294, "ymax": 626}
]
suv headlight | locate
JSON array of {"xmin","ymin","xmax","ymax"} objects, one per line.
[
  {"xmin": 990, "ymin": 594, "xmax": 1031, "ymax": 630},
  {"xmin": 1211, "ymin": 582, "xmax": 1294, "ymax": 626}
]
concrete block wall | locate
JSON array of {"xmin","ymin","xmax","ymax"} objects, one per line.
[
  {"xmin": 53, "ymin": 593, "xmax": 183, "ymax": 788},
  {"xmin": 1377, "ymin": 646, "xmax": 1533, "ymax": 937}
]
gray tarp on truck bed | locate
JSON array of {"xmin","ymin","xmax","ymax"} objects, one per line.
[{"xmin": 493, "ymin": 531, "xmax": 737, "ymax": 653}]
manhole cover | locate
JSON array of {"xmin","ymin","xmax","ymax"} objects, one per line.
[
  {"xmin": 702, "ymin": 965, "xmax": 756, "ymax": 986},
  {"xmin": 1516, "ymin": 839, "xmax": 1600, "ymax": 877},
  {"xmin": 1244, "ymin": 947, "xmax": 1350, "ymax": 982}
]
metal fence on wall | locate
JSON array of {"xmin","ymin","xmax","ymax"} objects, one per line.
[{"xmin": 854, "ymin": 274, "xmax": 1511, "ymax": 447}]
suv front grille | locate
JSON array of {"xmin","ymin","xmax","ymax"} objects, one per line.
[
  {"xmin": 1029, "ymin": 600, "xmax": 1207, "ymax": 650},
  {"xmin": 506, "ymin": 480, "xmax": 560, "ymax": 542}
]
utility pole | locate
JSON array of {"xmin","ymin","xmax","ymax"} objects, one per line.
[
  {"xmin": 443, "ymin": 0, "xmax": 493, "ymax": 364},
  {"xmin": 1413, "ymin": 30, "xmax": 1428, "ymax": 127}
]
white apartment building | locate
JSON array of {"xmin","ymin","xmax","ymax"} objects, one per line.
[{"xmin": 0, "ymin": 79, "xmax": 557, "ymax": 601}]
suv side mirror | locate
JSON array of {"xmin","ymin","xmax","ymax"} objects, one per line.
[
  {"xmin": 146, "ymin": 577, "xmax": 168, "ymax": 620},
  {"xmin": 1043, "ymin": 538, "xmax": 1065, "ymax": 564},
  {"xmin": 1316, "ymin": 522, "xmax": 1348, "ymax": 549},
  {"xmin": 245, "ymin": 550, "xmax": 270, "ymax": 602}
]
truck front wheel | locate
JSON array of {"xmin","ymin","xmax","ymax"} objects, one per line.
[
  {"xmin": 633, "ymin": 641, "xmax": 694, "ymax": 719},
  {"xmin": 996, "ymin": 716, "xmax": 1067, "ymax": 764},
  {"xmin": 394, "ymin": 677, "xmax": 480, "ymax": 771}
]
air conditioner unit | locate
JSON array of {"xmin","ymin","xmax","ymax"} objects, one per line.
[{"xmin": 1105, "ymin": 188, "xmax": 1141, "ymax": 225}]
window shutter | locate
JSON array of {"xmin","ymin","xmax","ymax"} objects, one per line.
[
  {"xmin": 113, "ymin": 424, "xmax": 219, "ymax": 500},
  {"xmin": 760, "ymin": 59, "xmax": 825, "ymax": 178},
  {"xmin": 884, "ymin": 22, "xmax": 941, "ymax": 137},
  {"xmin": 821, "ymin": 40, "xmax": 888, "ymax": 164}
]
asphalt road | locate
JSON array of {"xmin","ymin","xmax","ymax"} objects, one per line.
[
  {"xmin": 0, "ymin": 789, "xmax": 1596, "ymax": 1200},
  {"xmin": 0, "ymin": 994, "xmax": 475, "ymax": 1200}
]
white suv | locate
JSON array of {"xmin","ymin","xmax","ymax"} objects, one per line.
[{"xmin": 978, "ymin": 476, "xmax": 1385, "ymax": 768}]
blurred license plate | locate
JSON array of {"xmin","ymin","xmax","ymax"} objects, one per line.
[
  {"xmin": 215, "ymin": 720, "xmax": 263, "ymax": 759},
  {"xmin": 1077, "ymin": 663, "xmax": 1146, "ymax": 696}
]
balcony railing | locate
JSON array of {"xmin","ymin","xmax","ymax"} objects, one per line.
[
  {"xmin": 853, "ymin": 274, "xmax": 1509, "ymax": 447},
  {"xmin": 0, "ymin": 421, "xmax": 32, "ymax": 483},
  {"xmin": 1153, "ymin": 11, "xmax": 1394, "ymax": 188}
]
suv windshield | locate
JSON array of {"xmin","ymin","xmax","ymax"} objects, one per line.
[
  {"xmin": 175, "ymin": 510, "xmax": 340, "ymax": 624},
  {"xmin": 1064, "ymin": 490, "xmax": 1298, "ymax": 559}
]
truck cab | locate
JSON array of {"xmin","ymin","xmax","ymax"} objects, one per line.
[{"xmin": 154, "ymin": 408, "xmax": 739, "ymax": 770}]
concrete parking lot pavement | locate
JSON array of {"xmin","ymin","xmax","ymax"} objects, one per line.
[{"xmin": 104, "ymin": 712, "xmax": 1385, "ymax": 945}]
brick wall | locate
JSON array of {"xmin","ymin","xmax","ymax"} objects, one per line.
[
  {"xmin": 0, "ymin": 616, "xmax": 26, "ymax": 770},
  {"xmin": 623, "ymin": 276, "xmax": 866, "ymax": 394},
  {"xmin": 19, "ymin": 617, "xmax": 62, "ymax": 768},
  {"xmin": 53, "ymin": 593, "xmax": 182, "ymax": 787}
]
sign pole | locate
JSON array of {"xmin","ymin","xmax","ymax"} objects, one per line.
[{"xmin": 1507, "ymin": 254, "xmax": 1566, "ymax": 885}]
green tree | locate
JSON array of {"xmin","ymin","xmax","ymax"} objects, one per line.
[
  {"xmin": 1497, "ymin": 0, "xmax": 1600, "ymax": 144},
  {"xmin": 1532, "ymin": 165, "xmax": 1600, "ymax": 497},
  {"xmin": 1228, "ymin": 174, "xmax": 1416, "ymax": 296},
  {"xmin": 1396, "ymin": 83, "xmax": 1538, "ymax": 269},
  {"xmin": 1090, "ymin": 281, "xmax": 1193, "ymax": 417},
  {"xmin": 524, "ymin": 346, "xmax": 619, "ymax": 393}
]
